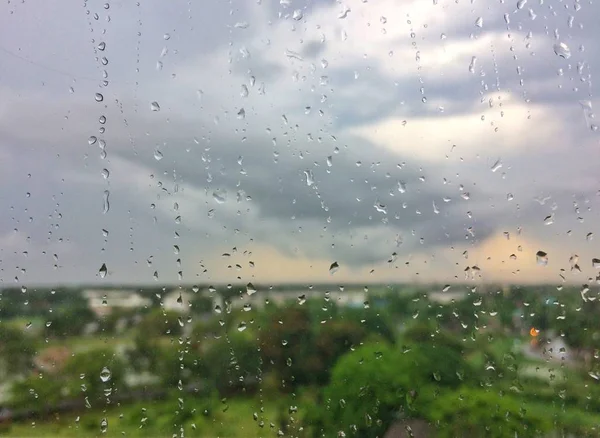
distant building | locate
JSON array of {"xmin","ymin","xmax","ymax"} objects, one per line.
[
  {"xmin": 428, "ymin": 290, "xmax": 467, "ymax": 304},
  {"xmin": 83, "ymin": 289, "xmax": 151, "ymax": 317},
  {"xmin": 228, "ymin": 288, "xmax": 367, "ymax": 310}
]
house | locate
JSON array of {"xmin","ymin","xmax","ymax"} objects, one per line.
[{"xmin": 83, "ymin": 289, "xmax": 151, "ymax": 317}]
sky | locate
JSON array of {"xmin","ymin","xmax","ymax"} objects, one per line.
[{"xmin": 0, "ymin": 0, "xmax": 599, "ymax": 287}]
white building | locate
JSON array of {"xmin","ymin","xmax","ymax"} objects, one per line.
[{"xmin": 83, "ymin": 289, "xmax": 151, "ymax": 316}]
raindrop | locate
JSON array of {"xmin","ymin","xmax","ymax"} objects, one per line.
[
  {"xmin": 95, "ymin": 93, "xmax": 104, "ymax": 102},
  {"xmin": 100, "ymin": 367, "xmax": 111, "ymax": 383},
  {"xmin": 154, "ymin": 148, "xmax": 164, "ymax": 161},
  {"xmin": 99, "ymin": 263, "xmax": 107, "ymax": 278},
  {"xmin": 536, "ymin": 251, "xmax": 548, "ymax": 266},
  {"xmin": 213, "ymin": 192, "xmax": 226, "ymax": 204},
  {"xmin": 150, "ymin": 101, "xmax": 161, "ymax": 112},
  {"xmin": 100, "ymin": 418, "xmax": 108, "ymax": 433},
  {"xmin": 304, "ymin": 170, "xmax": 315, "ymax": 186},
  {"xmin": 102, "ymin": 190, "xmax": 110, "ymax": 214},
  {"xmin": 292, "ymin": 9, "xmax": 303, "ymax": 20},
  {"xmin": 329, "ymin": 261, "xmax": 339, "ymax": 275},
  {"xmin": 553, "ymin": 42, "xmax": 571, "ymax": 59},
  {"xmin": 490, "ymin": 159, "xmax": 502, "ymax": 172},
  {"xmin": 246, "ymin": 283, "xmax": 257, "ymax": 296},
  {"xmin": 516, "ymin": 0, "xmax": 527, "ymax": 9},
  {"xmin": 88, "ymin": 136, "xmax": 98, "ymax": 145},
  {"xmin": 237, "ymin": 321, "xmax": 247, "ymax": 332},
  {"xmin": 468, "ymin": 56, "xmax": 477, "ymax": 73},
  {"xmin": 475, "ymin": 17, "xmax": 483, "ymax": 28},
  {"xmin": 593, "ymin": 258, "xmax": 600, "ymax": 269}
]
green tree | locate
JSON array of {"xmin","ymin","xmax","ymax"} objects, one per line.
[{"xmin": 0, "ymin": 323, "xmax": 37, "ymax": 378}]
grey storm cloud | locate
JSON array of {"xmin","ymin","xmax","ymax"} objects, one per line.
[{"xmin": 0, "ymin": 0, "xmax": 599, "ymax": 285}]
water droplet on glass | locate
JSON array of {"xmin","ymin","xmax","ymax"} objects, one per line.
[
  {"xmin": 553, "ymin": 42, "xmax": 571, "ymax": 59},
  {"xmin": 88, "ymin": 136, "xmax": 98, "ymax": 145},
  {"xmin": 468, "ymin": 56, "xmax": 477, "ymax": 73},
  {"xmin": 491, "ymin": 159, "xmax": 502, "ymax": 172},
  {"xmin": 99, "ymin": 263, "xmax": 107, "ymax": 278},
  {"xmin": 475, "ymin": 17, "xmax": 483, "ymax": 28},
  {"xmin": 304, "ymin": 170, "xmax": 315, "ymax": 186},
  {"xmin": 292, "ymin": 9, "xmax": 303, "ymax": 20},
  {"xmin": 95, "ymin": 93, "xmax": 104, "ymax": 102},
  {"xmin": 100, "ymin": 418, "xmax": 108, "ymax": 433},
  {"xmin": 100, "ymin": 367, "xmax": 111, "ymax": 382},
  {"xmin": 536, "ymin": 251, "xmax": 548, "ymax": 266},
  {"xmin": 150, "ymin": 101, "xmax": 161, "ymax": 112},
  {"xmin": 237, "ymin": 321, "xmax": 247, "ymax": 332},
  {"xmin": 246, "ymin": 282, "xmax": 257, "ymax": 296},
  {"xmin": 102, "ymin": 190, "xmax": 110, "ymax": 214},
  {"xmin": 329, "ymin": 261, "xmax": 339, "ymax": 275},
  {"xmin": 592, "ymin": 258, "xmax": 600, "ymax": 269},
  {"xmin": 516, "ymin": 0, "xmax": 527, "ymax": 9},
  {"xmin": 211, "ymin": 191, "xmax": 226, "ymax": 204},
  {"xmin": 154, "ymin": 148, "xmax": 163, "ymax": 161}
]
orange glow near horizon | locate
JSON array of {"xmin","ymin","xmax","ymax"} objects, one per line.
[{"xmin": 530, "ymin": 327, "xmax": 540, "ymax": 337}]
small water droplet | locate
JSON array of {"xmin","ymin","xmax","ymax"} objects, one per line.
[
  {"xmin": 154, "ymin": 148, "xmax": 163, "ymax": 161},
  {"xmin": 475, "ymin": 17, "xmax": 483, "ymax": 28},
  {"xmin": 150, "ymin": 101, "xmax": 161, "ymax": 112},
  {"xmin": 99, "ymin": 263, "xmax": 107, "ymax": 278},
  {"xmin": 237, "ymin": 321, "xmax": 247, "ymax": 332},
  {"xmin": 95, "ymin": 93, "xmax": 104, "ymax": 102}
]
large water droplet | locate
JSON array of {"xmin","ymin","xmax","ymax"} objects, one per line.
[
  {"xmin": 100, "ymin": 367, "xmax": 111, "ymax": 382},
  {"xmin": 536, "ymin": 251, "xmax": 548, "ymax": 266},
  {"xmin": 95, "ymin": 93, "xmax": 104, "ymax": 102},
  {"xmin": 475, "ymin": 17, "xmax": 483, "ymax": 28},
  {"xmin": 102, "ymin": 190, "xmax": 110, "ymax": 214},
  {"xmin": 150, "ymin": 101, "xmax": 161, "ymax": 112},
  {"xmin": 246, "ymin": 282, "xmax": 257, "ymax": 296},
  {"xmin": 99, "ymin": 263, "xmax": 107, "ymax": 278},
  {"xmin": 553, "ymin": 42, "xmax": 571, "ymax": 59},
  {"xmin": 329, "ymin": 261, "xmax": 339, "ymax": 275},
  {"xmin": 490, "ymin": 159, "xmax": 502, "ymax": 172},
  {"xmin": 304, "ymin": 170, "xmax": 315, "ymax": 186}
]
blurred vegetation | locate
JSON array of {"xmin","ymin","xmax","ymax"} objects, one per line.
[{"xmin": 2, "ymin": 284, "xmax": 600, "ymax": 437}]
